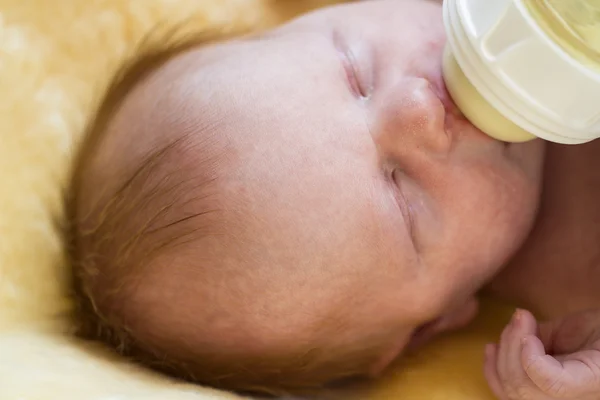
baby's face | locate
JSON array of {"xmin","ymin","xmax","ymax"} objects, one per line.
[{"xmin": 135, "ymin": 0, "xmax": 545, "ymax": 378}]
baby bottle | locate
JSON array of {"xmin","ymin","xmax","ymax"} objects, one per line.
[{"xmin": 442, "ymin": 0, "xmax": 600, "ymax": 144}]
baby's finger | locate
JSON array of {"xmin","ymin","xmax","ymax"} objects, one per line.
[
  {"xmin": 521, "ymin": 335, "xmax": 569, "ymax": 397},
  {"xmin": 513, "ymin": 309, "xmax": 538, "ymax": 336},
  {"xmin": 498, "ymin": 310, "xmax": 538, "ymax": 383},
  {"xmin": 496, "ymin": 314, "xmax": 516, "ymax": 381},
  {"xmin": 484, "ymin": 344, "xmax": 508, "ymax": 400},
  {"xmin": 524, "ymin": 344, "xmax": 600, "ymax": 399}
]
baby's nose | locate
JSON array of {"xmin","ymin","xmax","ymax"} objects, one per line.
[{"xmin": 374, "ymin": 77, "xmax": 451, "ymax": 156}]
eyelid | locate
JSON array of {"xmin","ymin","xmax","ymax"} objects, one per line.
[
  {"xmin": 345, "ymin": 47, "xmax": 370, "ymax": 99},
  {"xmin": 332, "ymin": 29, "xmax": 371, "ymax": 99},
  {"xmin": 391, "ymin": 169, "xmax": 417, "ymax": 248}
]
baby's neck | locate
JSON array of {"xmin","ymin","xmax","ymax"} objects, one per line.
[{"xmin": 488, "ymin": 140, "xmax": 600, "ymax": 319}]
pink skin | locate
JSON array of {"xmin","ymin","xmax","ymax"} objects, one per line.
[{"xmin": 485, "ymin": 309, "xmax": 600, "ymax": 400}]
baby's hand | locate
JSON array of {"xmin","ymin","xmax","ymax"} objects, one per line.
[{"xmin": 484, "ymin": 309, "xmax": 600, "ymax": 400}]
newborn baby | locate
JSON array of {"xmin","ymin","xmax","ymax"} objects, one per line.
[{"xmin": 69, "ymin": 0, "xmax": 580, "ymax": 397}]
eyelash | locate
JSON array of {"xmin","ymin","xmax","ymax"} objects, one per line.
[
  {"xmin": 343, "ymin": 48, "xmax": 369, "ymax": 99},
  {"xmin": 390, "ymin": 168, "xmax": 417, "ymax": 246},
  {"xmin": 333, "ymin": 29, "xmax": 370, "ymax": 100}
]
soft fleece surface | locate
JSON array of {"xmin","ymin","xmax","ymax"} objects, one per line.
[{"xmin": 0, "ymin": 0, "xmax": 512, "ymax": 398}]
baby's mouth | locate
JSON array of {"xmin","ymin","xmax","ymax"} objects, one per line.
[
  {"xmin": 428, "ymin": 73, "xmax": 509, "ymax": 148},
  {"xmin": 430, "ymin": 70, "xmax": 524, "ymax": 150}
]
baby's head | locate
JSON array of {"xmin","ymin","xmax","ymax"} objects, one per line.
[{"xmin": 70, "ymin": 0, "xmax": 545, "ymax": 395}]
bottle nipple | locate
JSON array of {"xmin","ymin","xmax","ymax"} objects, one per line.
[{"xmin": 442, "ymin": 48, "xmax": 536, "ymax": 143}]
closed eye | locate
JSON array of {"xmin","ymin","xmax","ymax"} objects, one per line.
[
  {"xmin": 391, "ymin": 168, "xmax": 417, "ymax": 248},
  {"xmin": 332, "ymin": 29, "xmax": 369, "ymax": 99}
]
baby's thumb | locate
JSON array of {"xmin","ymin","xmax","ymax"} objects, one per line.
[{"xmin": 538, "ymin": 309, "xmax": 600, "ymax": 355}]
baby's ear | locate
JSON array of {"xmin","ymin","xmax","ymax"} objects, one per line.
[
  {"xmin": 436, "ymin": 296, "xmax": 479, "ymax": 333},
  {"xmin": 406, "ymin": 297, "xmax": 480, "ymax": 353}
]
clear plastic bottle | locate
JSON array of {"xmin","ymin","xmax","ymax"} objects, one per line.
[{"xmin": 443, "ymin": 0, "xmax": 600, "ymax": 144}]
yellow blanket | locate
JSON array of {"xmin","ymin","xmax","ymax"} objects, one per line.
[{"xmin": 0, "ymin": 0, "xmax": 512, "ymax": 398}]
